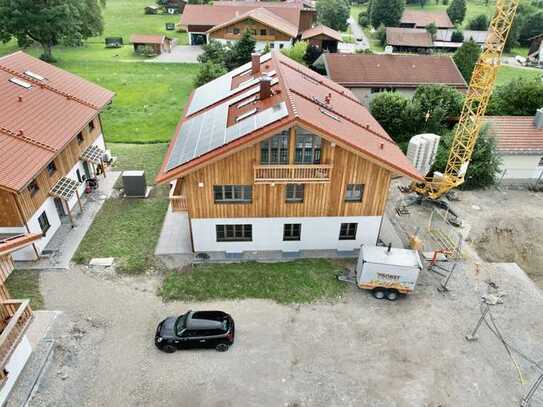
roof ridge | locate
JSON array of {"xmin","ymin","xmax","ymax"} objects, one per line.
[
  {"xmin": 0, "ymin": 125, "xmax": 57, "ymax": 152},
  {"xmin": 288, "ymin": 87, "xmax": 397, "ymax": 145},
  {"xmin": 0, "ymin": 64, "xmax": 101, "ymax": 111},
  {"xmin": 272, "ymin": 52, "xmax": 299, "ymax": 118}
]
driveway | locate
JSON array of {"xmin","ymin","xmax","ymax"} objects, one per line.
[
  {"xmin": 147, "ymin": 45, "xmax": 204, "ymax": 64},
  {"xmin": 21, "ymin": 260, "xmax": 543, "ymax": 407},
  {"xmin": 347, "ymin": 16, "xmax": 369, "ymax": 51}
]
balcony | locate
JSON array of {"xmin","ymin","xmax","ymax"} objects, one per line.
[
  {"xmin": 0, "ymin": 299, "xmax": 32, "ymax": 372},
  {"xmin": 169, "ymin": 183, "xmax": 188, "ymax": 212},
  {"xmin": 253, "ymin": 164, "xmax": 333, "ymax": 184}
]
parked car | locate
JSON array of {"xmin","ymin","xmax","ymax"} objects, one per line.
[{"xmin": 155, "ymin": 310, "xmax": 235, "ymax": 353}]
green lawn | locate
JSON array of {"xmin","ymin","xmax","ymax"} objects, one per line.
[
  {"xmin": 160, "ymin": 259, "xmax": 347, "ymax": 304},
  {"xmin": 496, "ymin": 65, "xmax": 542, "ymax": 86},
  {"xmin": 5, "ymin": 270, "xmax": 44, "ymax": 310},
  {"xmin": 110, "ymin": 143, "xmax": 169, "ymax": 181}
]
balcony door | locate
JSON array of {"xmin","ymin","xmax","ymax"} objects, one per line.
[
  {"xmin": 295, "ymin": 128, "xmax": 321, "ymax": 164},
  {"xmin": 260, "ymin": 131, "xmax": 289, "ymax": 165}
]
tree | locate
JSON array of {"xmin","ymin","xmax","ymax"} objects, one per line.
[
  {"xmin": 488, "ymin": 79, "xmax": 543, "ymax": 116},
  {"xmin": 453, "ymin": 40, "xmax": 480, "ymax": 83},
  {"xmin": 303, "ymin": 43, "xmax": 323, "ymax": 66},
  {"xmin": 432, "ymin": 125, "xmax": 502, "ymax": 189},
  {"xmin": 447, "ymin": 0, "xmax": 466, "ymax": 24},
  {"xmin": 376, "ymin": 24, "xmax": 387, "ymax": 46},
  {"xmin": 194, "ymin": 61, "xmax": 227, "ymax": 87},
  {"xmin": 426, "ymin": 22, "xmax": 437, "ymax": 39},
  {"xmin": 0, "ymin": 0, "xmax": 105, "ymax": 62},
  {"xmin": 370, "ymin": 0, "xmax": 405, "ymax": 28},
  {"xmin": 419, "ymin": 0, "xmax": 427, "ymax": 8},
  {"xmin": 412, "ymin": 85, "xmax": 464, "ymax": 134},
  {"xmin": 518, "ymin": 11, "xmax": 543, "ymax": 45},
  {"xmin": 316, "ymin": 0, "xmax": 350, "ymax": 31},
  {"xmin": 451, "ymin": 30, "xmax": 464, "ymax": 42},
  {"xmin": 225, "ymin": 29, "xmax": 256, "ymax": 70},
  {"xmin": 282, "ymin": 41, "xmax": 308, "ymax": 64},
  {"xmin": 369, "ymin": 92, "xmax": 413, "ymax": 144},
  {"xmin": 467, "ymin": 14, "xmax": 489, "ymax": 30},
  {"xmin": 197, "ymin": 40, "xmax": 227, "ymax": 65},
  {"xmin": 358, "ymin": 10, "xmax": 370, "ymax": 27}
]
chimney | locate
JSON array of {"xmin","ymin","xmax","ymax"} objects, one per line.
[
  {"xmin": 535, "ymin": 108, "xmax": 543, "ymax": 129},
  {"xmin": 251, "ymin": 53, "xmax": 260, "ymax": 75},
  {"xmin": 259, "ymin": 75, "xmax": 272, "ymax": 100}
]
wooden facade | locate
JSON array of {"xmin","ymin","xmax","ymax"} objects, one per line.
[
  {"xmin": 172, "ymin": 125, "xmax": 391, "ymax": 219},
  {"xmin": 209, "ymin": 19, "xmax": 293, "ymax": 42},
  {"xmin": 0, "ymin": 116, "xmax": 103, "ymax": 227}
]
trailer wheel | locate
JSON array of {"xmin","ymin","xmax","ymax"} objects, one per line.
[
  {"xmin": 372, "ymin": 288, "xmax": 386, "ymax": 300},
  {"xmin": 385, "ymin": 289, "xmax": 399, "ymax": 301}
]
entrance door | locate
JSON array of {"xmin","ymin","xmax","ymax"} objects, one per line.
[
  {"xmin": 82, "ymin": 161, "xmax": 91, "ymax": 179},
  {"xmin": 54, "ymin": 197, "xmax": 66, "ymax": 218}
]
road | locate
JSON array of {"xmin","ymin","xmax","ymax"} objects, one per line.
[{"xmin": 348, "ymin": 16, "xmax": 370, "ymax": 51}]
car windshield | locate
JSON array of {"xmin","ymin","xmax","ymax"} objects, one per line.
[{"xmin": 174, "ymin": 314, "xmax": 187, "ymax": 336}]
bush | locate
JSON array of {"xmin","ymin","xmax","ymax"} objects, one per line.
[
  {"xmin": 303, "ymin": 44, "xmax": 323, "ymax": 66},
  {"xmin": 282, "ymin": 41, "xmax": 308, "ymax": 64},
  {"xmin": 453, "ymin": 40, "xmax": 480, "ymax": 83},
  {"xmin": 447, "ymin": 0, "xmax": 466, "ymax": 24},
  {"xmin": 358, "ymin": 10, "xmax": 370, "ymax": 27},
  {"xmin": 194, "ymin": 61, "xmax": 227, "ymax": 87},
  {"xmin": 467, "ymin": 14, "xmax": 489, "ymax": 30},
  {"xmin": 451, "ymin": 30, "xmax": 464, "ymax": 42},
  {"xmin": 376, "ymin": 24, "xmax": 387, "ymax": 46},
  {"xmin": 370, "ymin": 0, "xmax": 405, "ymax": 28},
  {"xmin": 412, "ymin": 85, "xmax": 464, "ymax": 134},
  {"xmin": 369, "ymin": 92, "xmax": 412, "ymax": 144},
  {"xmin": 197, "ymin": 40, "xmax": 227, "ymax": 65},
  {"xmin": 488, "ymin": 78, "xmax": 543, "ymax": 116}
]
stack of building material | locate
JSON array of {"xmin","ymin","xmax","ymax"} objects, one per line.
[{"xmin": 406, "ymin": 133, "xmax": 441, "ymax": 176}]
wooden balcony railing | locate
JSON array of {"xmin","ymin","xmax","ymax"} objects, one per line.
[
  {"xmin": 254, "ymin": 164, "xmax": 333, "ymax": 184},
  {"xmin": 0, "ymin": 299, "xmax": 32, "ymax": 371},
  {"xmin": 169, "ymin": 192, "xmax": 188, "ymax": 212}
]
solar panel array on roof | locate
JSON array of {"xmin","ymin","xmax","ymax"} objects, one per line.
[
  {"xmin": 186, "ymin": 53, "xmax": 272, "ymax": 116},
  {"xmin": 166, "ymin": 101, "xmax": 288, "ymax": 171}
]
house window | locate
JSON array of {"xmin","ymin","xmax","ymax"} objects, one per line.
[
  {"xmin": 38, "ymin": 211, "xmax": 51, "ymax": 235},
  {"xmin": 47, "ymin": 161, "xmax": 57, "ymax": 176},
  {"xmin": 270, "ymin": 43, "xmax": 275, "ymax": 48},
  {"xmin": 295, "ymin": 129, "xmax": 321, "ymax": 164},
  {"xmin": 345, "ymin": 184, "xmax": 364, "ymax": 202},
  {"xmin": 279, "ymin": 44, "xmax": 284, "ymax": 49},
  {"xmin": 285, "ymin": 184, "xmax": 304, "ymax": 202},
  {"xmin": 283, "ymin": 224, "xmax": 301, "ymax": 241},
  {"xmin": 250, "ymin": 29, "xmax": 257, "ymax": 36},
  {"xmin": 216, "ymin": 224, "xmax": 252, "ymax": 242},
  {"xmin": 260, "ymin": 29, "xmax": 267, "ymax": 36},
  {"xmin": 89, "ymin": 120, "xmax": 95, "ymax": 131},
  {"xmin": 213, "ymin": 185, "xmax": 252, "ymax": 203},
  {"xmin": 539, "ymin": 157, "xmax": 543, "ymax": 166},
  {"xmin": 339, "ymin": 223, "xmax": 357, "ymax": 240},
  {"xmin": 233, "ymin": 28, "xmax": 240, "ymax": 35},
  {"xmin": 27, "ymin": 180, "xmax": 39, "ymax": 196},
  {"xmin": 76, "ymin": 169, "xmax": 82, "ymax": 182},
  {"xmin": 260, "ymin": 132, "xmax": 289, "ymax": 164},
  {"xmin": 77, "ymin": 132, "xmax": 84, "ymax": 144}
]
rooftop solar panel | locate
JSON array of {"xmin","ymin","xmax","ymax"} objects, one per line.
[{"xmin": 166, "ymin": 101, "xmax": 288, "ymax": 172}]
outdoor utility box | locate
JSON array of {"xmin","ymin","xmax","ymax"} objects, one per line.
[
  {"xmin": 122, "ymin": 171, "xmax": 147, "ymax": 197},
  {"xmin": 356, "ymin": 244, "xmax": 423, "ymax": 294}
]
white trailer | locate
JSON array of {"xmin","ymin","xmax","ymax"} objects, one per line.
[{"xmin": 352, "ymin": 244, "xmax": 423, "ymax": 301}]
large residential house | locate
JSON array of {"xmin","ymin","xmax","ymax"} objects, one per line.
[
  {"xmin": 485, "ymin": 109, "xmax": 543, "ymax": 181},
  {"xmin": 0, "ymin": 233, "xmax": 41, "ymax": 404},
  {"xmin": 322, "ymin": 54, "xmax": 467, "ymax": 106},
  {"xmin": 0, "ymin": 52, "xmax": 114, "ymax": 261},
  {"xmin": 399, "ymin": 10, "xmax": 454, "ymax": 29},
  {"xmin": 155, "ymin": 51, "xmax": 421, "ymax": 256},
  {"xmin": 180, "ymin": 1, "xmax": 316, "ymax": 49}
]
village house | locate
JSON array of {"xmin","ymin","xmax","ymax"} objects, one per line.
[
  {"xmin": 399, "ymin": 10, "xmax": 454, "ymax": 29},
  {"xmin": 386, "ymin": 27, "xmax": 488, "ymax": 53},
  {"xmin": 0, "ymin": 233, "xmax": 41, "ymax": 404},
  {"xmin": 180, "ymin": 1, "xmax": 316, "ymax": 49},
  {"xmin": 321, "ymin": 53, "xmax": 467, "ymax": 106},
  {"xmin": 300, "ymin": 25, "xmax": 343, "ymax": 53},
  {"xmin": 130, "ymin": 34, "xmax": 173, "ymax": 55},
  {"xmin": 155, "ymin": 51, "xmax": 421, "ymax": 257},
  {"xmin": 485, "ymin": 109, "xmax": 543, "ymax": 181},
  {"xmin": 528, "ymin": 34, "xmax": 543, "ymax": 66},
  {"xmin": 0, "ymin": 52, "xmax": 114, "ymax": 261}
]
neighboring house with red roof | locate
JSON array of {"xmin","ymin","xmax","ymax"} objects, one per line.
[
  {"xmin": 386, "ymin": 27, "xmax": 433, "ymax": 52},
  {"xmin": 0, "ymin": 52, "xmax": 114, "ymax": 261},
  {"xmin": 322, "ymin": 53, "xmax": 467, "ymax": 106},
  {"xmin": 301, "ymin": 25, "xmax": 343, "ymax": 52},
  {"xmin": 485, "ymin": 110, "xmax": 543, "ymax": 181},
  {"xmin": 180, "ymin": 1, "xmax": 316, "ymax": 48},
  {"xmin": 155, "ymin": 51, "xmax": 420, "ymax": 256},
  {"xmin": 130, "ymin": 34, "xmax": 172, "ymax": 55},
  {"xmin": 400, "ymin": 10, "xmax": 454, "ymax": 29}
]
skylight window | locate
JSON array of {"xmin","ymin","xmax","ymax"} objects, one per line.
[
  {"xmin": 319, "ymin": 108, "xmax": 340, "ymax": 122},
  {"xmin": 9, "ymin": 77, "xmax": 32, "ymax": 89},
  {"xmin": 236, "ymin": 108, "xmax": 258, "ymax": 122},
  {"xmin": 237, "ymin": 96, "xmax": 257, "ymax": 109},
  {"xmin": 24, "ymin": 70, "xmax": 46, "ymax": 81}
]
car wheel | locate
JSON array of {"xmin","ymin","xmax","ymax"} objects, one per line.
[
  {"xmin": 372, "ymin": 288, "xmax": 385, "ymax": 300},
  {"xmin": 161, "ymin": 344, "xmax": 176, "ymax": 353},
  {"xmin": 216, "ymin": 343, "xmax": 229, "ymax": 352},
  {"xmin": 386, "ymin": 289, "xmax": 399, "ymax": 301}
]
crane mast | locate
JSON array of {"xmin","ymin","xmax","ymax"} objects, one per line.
[{"xmin": 411, "ymin": 0, "xmax": 520, "ymax": 200}]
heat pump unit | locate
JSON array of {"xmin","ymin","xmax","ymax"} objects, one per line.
[
  {"xmin": 407, "ymin": 133, "xmax": 441, "ymax": 176},
  {"xmin": 122, "ymin": 171, "xmax": 147, "ymax": 197}
]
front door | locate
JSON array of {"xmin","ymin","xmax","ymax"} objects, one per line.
[
  {"xmin": 54, "ymin": 198, "xmax": 66, "ymax": 218},
  {"xmin": 82, "ymin": 161, "xmax": 91, "ymax": 179}
]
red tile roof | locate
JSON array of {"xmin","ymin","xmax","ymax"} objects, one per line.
[
  {"xmin": 156, "ymin": 51, "xmax": 421, "ymax": 184},
  {"xmin": 386, "ymin": 27, "xmax": 433, "ymax": 47},
  {"xmin": 401, "ymin": 10, "xmax": 453, "ymax": 28},
  {"xmin": 0, "ymin": 233, "xmax": 41, "ymax": 257},
  {"xmin": 301, "ymin": 25, "xmax": 343, "ymax": 42},
  {"xmin": 324, "ymin": 54, "xmax": 466, "ymax": 88},
  {"xmin": 130, "ymin": 34, "xmax": 168, "ymax": 45},
  {"xmin": 0, "ymin": 52, "xmax": 114, "ymax": 192},
  {"xmin": 207, "ymin": 8, "xmax": 299, "ymax": 38},
  {"xmin": 181, "ymin": 3, "xmax": 304, "ymax": 32},
  {"xmin": 485, "ymin": 116, "xmax": 543, "ymax": 154}
]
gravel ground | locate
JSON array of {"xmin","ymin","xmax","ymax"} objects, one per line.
[{"xmin": 26, "ymin": 257, "xmax": 543, "ymax": 407}]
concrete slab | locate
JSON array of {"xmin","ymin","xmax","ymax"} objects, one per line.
[
  {"xmin": 155, "ymin": 204, "xmax": 193, "ymax": 256},
  {"xmin": 89, "ymin": 258, "xmax": 115, "ymax": 267},
  {"xmin": 147, "ymin": 45, "xmax": 204, "ymax": 63}
]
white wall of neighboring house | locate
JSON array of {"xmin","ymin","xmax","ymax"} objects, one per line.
[
  {"xmin": 499, "ymin": 154, "xmax": 543, "ymax": 180},
  {"xmin": 191, "ymin": 216, "xmax": 382, "ymax": 253},
  {"xmin": 0, "ymin": 335, "xmax": 32, "ymax": 405},
  {"xmin": 211, "ymin": 37, "xmax": 293, "ymax": 51}
]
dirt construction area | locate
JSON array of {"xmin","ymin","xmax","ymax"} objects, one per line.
[{"xmin": 18, "ymin": 256, "xmax": 543, "ymax": 407}]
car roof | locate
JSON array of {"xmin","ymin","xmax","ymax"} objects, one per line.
[{"xmin": 185, "ymin": 311, "xmax": 224, "ymax": 330}]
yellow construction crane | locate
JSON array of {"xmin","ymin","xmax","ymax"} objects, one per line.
[{"xmin": 411, "ymin": 0, "xmax": 520, "ymax": 200}]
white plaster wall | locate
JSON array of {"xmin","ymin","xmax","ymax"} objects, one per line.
[
  {"xmin": 191, "ymin": 216, "xmax": 382, "ymax": 253},
  {"xmin": 0, "ymin": 335, "xmax": 32, "ymax": 405},
  {"xmin": 500, "ymin": 154, "xmax": 543, "ymax": 179},
  {"xmin": 212, "ymin": 37, "xmax": 292, "ymax": 51}
]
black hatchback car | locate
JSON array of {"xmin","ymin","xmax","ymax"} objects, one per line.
[{"xmin": 155, "ymin": 310, "xmax": 235, "ymax": 353}]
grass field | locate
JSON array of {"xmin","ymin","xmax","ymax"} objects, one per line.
[
  {"xmin": 495, "ymin": 65, "xmax": 542, "ymax": 86},
  {"xmin": 5, "ymin": 270, "xmax": 44, "ymax": 310},
  {"xmin": 160, "ymin": 259, "xmax": 347, "ymax": 304}
]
